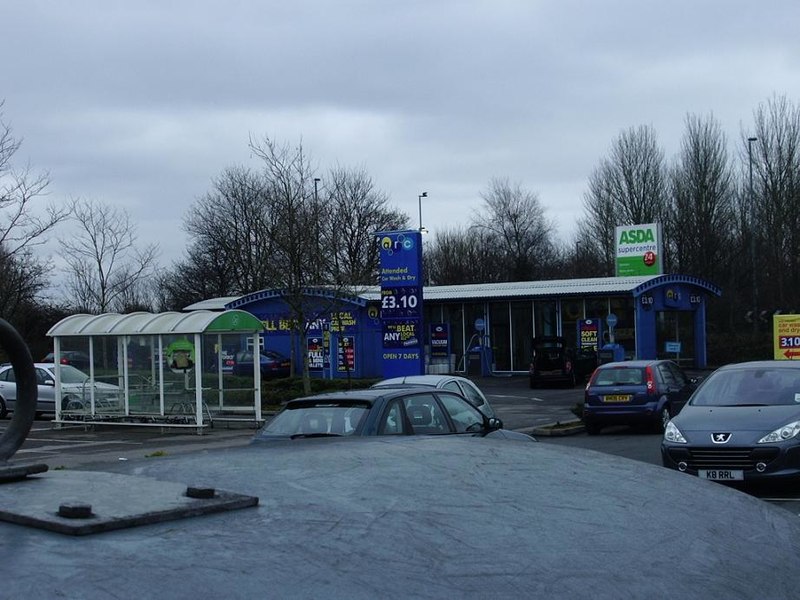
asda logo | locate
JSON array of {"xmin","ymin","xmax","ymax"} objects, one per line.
[{"xmin": 618, "ymin": 228, "xmax": 655, "ymax": 244}]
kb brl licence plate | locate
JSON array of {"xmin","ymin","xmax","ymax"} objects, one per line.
[{"xmin": 698, "ymin": 469, "xmax": 743, "ymax": 481}]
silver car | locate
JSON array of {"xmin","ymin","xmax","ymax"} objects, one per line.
[
  {"xmin": 0, "ymin": 363, "xmax": 118, "ymax": 417},
  {"xmin": 372, "ymin": 374, "xmax": 496, "ymax": 418}
]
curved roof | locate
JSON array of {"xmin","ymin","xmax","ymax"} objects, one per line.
[
  {"xmin": 47, "ymin": 310, "xmax": 264, "ymax": 337},
  {"xmin": 227, "ymin": 286, "xmax": 369, "ymax": 310},
  {"xmin": 632, "ymin": 274, "xmax": 721, "ymax": 297},
  {"xmin": 183, "ymin": 275, "xmax": 723, "ymax": 311}
]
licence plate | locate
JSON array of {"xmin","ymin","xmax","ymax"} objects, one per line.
[
  {"xmin": 602, "ymin": 394, "xmax": 631, "ymax": 403},
  {"xmin": 698, "ymin": 469, "xmax": 743, "ymax": 481}
]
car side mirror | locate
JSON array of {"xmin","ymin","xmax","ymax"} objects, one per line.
[
  {"xmin": 43, "ymin": 379, "xmax": 55, "ymax": 387},
  {"xmin": 487, "ymin": 417, "xmax": 503, "ymax": 431}
]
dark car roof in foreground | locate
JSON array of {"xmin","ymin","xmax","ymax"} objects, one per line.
[
  {"xmin": 713, "ymin": 360, "xmax": 800, "ymax": 371},
  {"xmin": 3, "ymin": 436, "xmax": 800, "ymax": 598},
  {"xmin": 285, "ymin": 388, "xmax": 407, "ymax": 405}
]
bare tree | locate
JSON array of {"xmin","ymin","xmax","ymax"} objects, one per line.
[
  {"xmin": 425, "ymin": 225, "xmax": 504, "ymax": 285},
  {"xmin": 155, "ymin": 248, "xmax": 234, "ymax": 311},
  {"xmin": 747, "ymin": 95, "xmax": 800, "ymax": 313},
  {"xmin": 472, "ymin": 177, "xmax": 557, "ymax": 281},
  {"xmin": 323, "ymin": 165, "xmax": 409, "ymax": 286},
  {"xmin": 184, "ymin": 166, "xmax": 274, "ymax": 294},
  {"xmin": 667, "ymin": 113, "xmax": 736, "ymax": 281},
  {"xmin": 579, "ymin": 125, "xmax": 667, "ymax": 274},
  {"xmin": 249, "ymin": 136, "xmax": 336, "ymax": 393},
  {"xmin": 60, "ymin": 199, "xmax": 159, "ymax": 313},
  {"xmin": 0, "ymin": 103, "xmax": 68, "ymax": 334}
]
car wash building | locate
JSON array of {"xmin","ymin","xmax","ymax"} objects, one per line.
[{"xmin": 187, "ymin": 273, "xmax": 721, "ymax": 378}]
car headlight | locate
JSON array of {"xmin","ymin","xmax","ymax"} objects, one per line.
[
  {"xmin": 664, "ymin": 421, "xmax": 686, "ymax": 444},
  {"xmin": 758, "ymin": 421, "xmax": 800, "ymax": 444}
]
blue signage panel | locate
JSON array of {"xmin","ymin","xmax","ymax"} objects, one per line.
[
  {"xmin": 430, "ymin": 323, "xmax": 449, "ymax": 358},
  {"xmin": 378, "ymin": 230, "xmax": 424, "ymax": 377}
]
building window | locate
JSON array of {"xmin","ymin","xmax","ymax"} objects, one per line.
[
  {"xmin": 511, "ymin": 301, "xmax": 533, "ymax": 372},
  {"xmin": 534, "ymin": 300, "xmax": 557, "ymax": 338},
  {"xmin": 489, "ymin": 302, "xmax": 511, "ymax": 371}
]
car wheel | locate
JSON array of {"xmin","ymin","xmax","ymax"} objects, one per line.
[
  {"xmin": 655, "ymin": 405, "xmax": 671, "ymax": 433},
  {"xmin": 585, "ymin": 421, "xmax": 601, "ymax": 435},
  {"xmin": 0, "ymin": 396, "xmax": 7, "ymax": 419},
  {"xmin": 62, "ymin": 396, "xmax": 84, "ymax": 411}
]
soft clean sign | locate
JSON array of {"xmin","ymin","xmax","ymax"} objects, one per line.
[{"xmin": 615, "ymin": 223, "xmax": 663, "ymax": 276}]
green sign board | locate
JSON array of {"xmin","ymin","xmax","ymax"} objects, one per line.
[{"xmin": 614, "ymin": 223, "xmax": 663, "ymax": 276}]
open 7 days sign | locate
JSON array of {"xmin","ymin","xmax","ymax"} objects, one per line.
[{"xmin": 614, "ymin": 223, "xmax": 663, "ymax": 277}]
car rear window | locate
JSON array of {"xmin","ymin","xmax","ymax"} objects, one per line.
[
  {"xmin": 691, "ymin": 368, "xmax": 800, "ymax": 407},
  {"xmin": 594, "ymin": 367, "xmax": 644, "ymax": 386},
  {"xmin": 263, "ymin": 402, "xmax": 370, "ymax": 436}
]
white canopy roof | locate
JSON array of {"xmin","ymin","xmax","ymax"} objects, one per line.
[{"xmin": 47, "ymin": 310, "xmax": 264, "ymax": 337}]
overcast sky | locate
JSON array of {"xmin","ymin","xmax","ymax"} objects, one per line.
[{"xmin": 3, "ymin": 1, "xmax": 799, "ymax": 274}]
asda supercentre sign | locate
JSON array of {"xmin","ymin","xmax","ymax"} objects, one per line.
[{"xmin": 615, "ymin": 223, "xmax": 663, "ymax": 276}]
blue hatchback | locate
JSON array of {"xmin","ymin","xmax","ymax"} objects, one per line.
[{"xmin": 583, "ymin": 360, "xmax": 697, "ymax": 435}]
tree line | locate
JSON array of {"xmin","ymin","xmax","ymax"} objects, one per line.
[{"xmin": 2, "ymin": 94, "xmax": 799, "ymax": 363}]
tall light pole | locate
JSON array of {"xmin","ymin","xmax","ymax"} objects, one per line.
[
  {"xmin": 747, "ymin": 136, "xmax": 757, "ymax": 333},
  {"xmin": 314, "ymin": 177, "xmax": 320, "ymax": 203},
  {"xmin": 418, "ymin": 192, "xmax": 428, "ymax": 233}
]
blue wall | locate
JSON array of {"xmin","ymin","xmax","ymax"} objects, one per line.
[{"xmin": 231, "ymin": 294, "xmax": 383, "ymax": 379}]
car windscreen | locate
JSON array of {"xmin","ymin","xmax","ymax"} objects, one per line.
[
  {"xmin": 261, "ymin": 402, "xmax": 370, "ymax": 437},
  {"xmin": 690, "ymin": 368, "xmax": 800, "ymax": 407},
  {"xmin": 593, "ymin": 367, "xmax": 644, "ymax": 386}
]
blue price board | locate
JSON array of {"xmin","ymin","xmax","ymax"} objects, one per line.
[{"xmin": 378, "ymin": 230, "xmax": 424, "ymax": 377}]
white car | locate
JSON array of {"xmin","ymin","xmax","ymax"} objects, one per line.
[
  {"xmin": 372, "ymin": 374, "xmax": 496, "ymax": 418},
  {"xmin": 0, "ymin": 363, "xmax": 118, "ymax": 418}
]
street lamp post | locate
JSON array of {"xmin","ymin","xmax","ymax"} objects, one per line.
[
  {"xmin": 747, "ymin": 137, "xmax": 757, "ymax": 333},
  {"xmin": 418, "ymin": 192, "xmax": 428, "ymax": 232}
]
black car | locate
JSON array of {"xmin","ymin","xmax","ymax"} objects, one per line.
[
  {"xmin": 232, "ymin": 350, "xmax": 291, "ymax": 379},
  {"xmin": 253, "ymin": 387, "xmax": 533, "ymax": 441},
  {"xmin": 529, "ymin": 336, "xmax": 597, "ymax": 388},
  {"xmin": 41, "ymin": 350, "xmax": 91, "ymax": 371},
  {"xmin": 662, "ymin": 360, "xmax": 800, "ymax": 485},
  {"xmin": 583, "ymin": 359, "xmax": 697, "ymax": 434}
]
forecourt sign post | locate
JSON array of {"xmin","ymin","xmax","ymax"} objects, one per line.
[
  {"xmin": 774, "ymin": 314, "xmax": 800, "ymax": 360},
  {"xmin": 377, "ymin": 230, "xmax": 424, "ymax": 377}
]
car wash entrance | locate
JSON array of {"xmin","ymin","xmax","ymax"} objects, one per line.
[{"xmin": 655, "ymin": 310, "xmax": 695, "ymax": 365}]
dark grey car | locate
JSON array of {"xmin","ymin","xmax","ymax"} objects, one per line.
[
  {"xmin": 662, "ymin": 360, "xmax": 800, "ymax": 484},
  {"xmin": 254, "ymin": 387, "xmax": 531, "ymax": 442}
]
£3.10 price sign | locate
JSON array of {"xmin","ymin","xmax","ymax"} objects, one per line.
[{"xmin": 381, "ymin": 287, "xmax": 420, "ymax": 318}]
